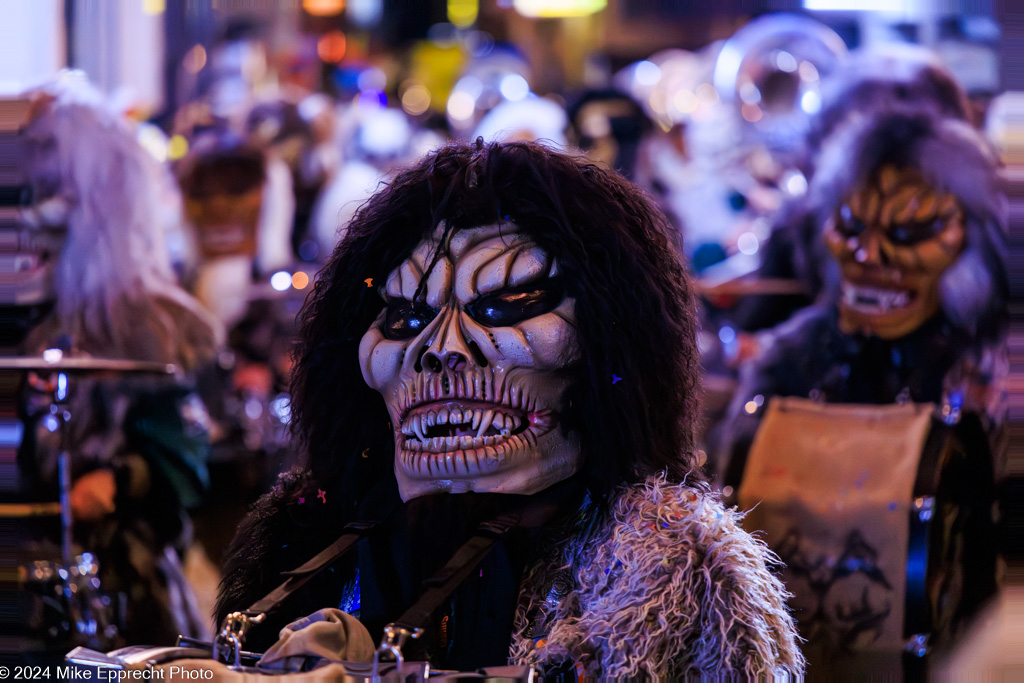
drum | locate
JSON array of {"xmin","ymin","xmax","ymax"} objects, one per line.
[
  {"xmin": 65, "ymin": 645, "xmax": 530, "ymax": 681},
  {"xmin": 21, "ymin": 553, "xmax": 124, "ymax": 652},
  {"xmin": 10, "ymin": 354, "xmax": 184, "ymax": 654},
  {"xmin": 736, "ymin": 397, "xmax": 997, "ymax": 676}
]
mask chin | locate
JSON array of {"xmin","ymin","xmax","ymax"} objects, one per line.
[
  {"xmin": 837, "ymin": 278, "xmax": 935, "ymax": 340},
  {"xmin": 10, "ymin": 266, "xmax": 56, "ymax": 307},
  {"xmin": 5, "ymin": 227, "xmax": 62, "ymax": 307}
]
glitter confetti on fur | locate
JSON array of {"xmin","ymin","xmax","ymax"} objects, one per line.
[{"xmin": 509, "ymin": 473, "xmax": 805, "ymax": 678}]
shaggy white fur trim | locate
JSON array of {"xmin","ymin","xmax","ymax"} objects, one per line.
[{"xmin": 510, "ymin": 474, "xmax": 805, "ymax": 678}]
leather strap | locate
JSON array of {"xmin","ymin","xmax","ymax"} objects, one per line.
[
  {"xmin": 246, "ymin": 520, "xmax": 379, "ymax": 616},
  {"xmin": 388, "ymin": 495, "xmax": 566, "ymax": 635}
]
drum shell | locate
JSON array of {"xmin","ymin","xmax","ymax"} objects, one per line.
[{"xmin": 736, "ymin": 398, "xmax": 997, "ymax": 669}]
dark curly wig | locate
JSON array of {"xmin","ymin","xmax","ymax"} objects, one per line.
[{"xmin": 290, "ymin": 140, "xmax": 704, "ymax": 518}]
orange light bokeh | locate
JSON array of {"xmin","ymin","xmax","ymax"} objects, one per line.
[
  {"xmin": 303, "ymin": 0, "xmax": 345, "ymax": 17},
  {"xmin": 317, "ymin": 32, "xmax": 347, "ymax": 63}
]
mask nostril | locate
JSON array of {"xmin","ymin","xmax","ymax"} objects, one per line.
[
  {"xmin": 466, "ymin": 339, "xmax": 488, "ymax": 367},
  {"xmin": 425, "ymin": 355, "xmax": 443, "ymax": 373},
  {"xmin": 446, "ymin": 351, "xmax": 469, "ymax": 372},
  {"xmin": 414, "ymin": 345, "xmax": 431, "ymax": 373}
]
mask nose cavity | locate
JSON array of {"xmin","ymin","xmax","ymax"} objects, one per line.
[
  {"xmin": 416, "ymin": 308, "xmax": 473, "ymax": 374},
  {"xmin": 855, "ymin": 229, "xmax": 888, "ymax": 266},
  {"xmin": 420, "ymin": 349, "xmax": 467, "ymax": 373}
]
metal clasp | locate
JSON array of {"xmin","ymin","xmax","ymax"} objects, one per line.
[
  {"xmin": 940, "ymin": 390, "xmax": 963, "ymax": 425},
  {"xmin": 372, "ymin": 623, "xmax": 423, "ymax": 681},
  {"xmin": 212, "ymin": 611, "xmax": 264, "ymax": 668}
]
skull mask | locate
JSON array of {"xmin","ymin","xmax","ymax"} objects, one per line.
[
  {"xmin": 359, "ymin": 223, "xmax": 582, "ymax": 501},
  {"xmin": 9, "ymin": 112, "xmax": 71, "ymax": 307},
  {"xmin": 824, "ymin": 164, "xmax": 965, "ymax": 340}
]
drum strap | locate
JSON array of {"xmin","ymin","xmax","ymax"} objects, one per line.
[
  {"xmin": 388, "ymin": 491, "xmax": 568, "ymax": 637},
  {"xmin": 390, "ymin": 518, "xmax": 514, "ymax": 634},
  {"xmin": 207, "ymin": 519, "xmax": 384, "ymax": 666},
  {"xmin": 247, "ymin": 520, "xmax": 379, "ymax": 616}
]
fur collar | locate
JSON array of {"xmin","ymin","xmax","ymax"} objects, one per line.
[{"xmin": 510, "ymin": 474, "xmax": 805, "ymax": 678}]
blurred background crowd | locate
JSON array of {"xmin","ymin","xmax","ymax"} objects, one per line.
[{"xmin": 2, "ymin": 0, "xmax": 1021, "ymax": 677}]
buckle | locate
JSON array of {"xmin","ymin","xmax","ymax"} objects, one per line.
[
  {"xmin": 212, "ymin": 611, "xmax": 265, "ymax": 667},
  {"xmin": 372, "ymin": 623, "xmax": 423, "ymax": 680}
]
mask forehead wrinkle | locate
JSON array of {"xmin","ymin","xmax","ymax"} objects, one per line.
[
  {"xmin": 849, "ymin": 186, "xmax": 881, "ymax": 226},
  {"xmin": 508, "ymin": 244, "xmax": 556, "ymax": 286},
  {"xmin": 879, "ymin": 184, "xmax": 920, "ymax": 227},
  {"xmin": 385, "ymin": 256, "xmax": 416, "ymax": 300},
  {"xmin": 468, "ymin": 244, "xmax": 517, "ymax": 302},
  {"xmin": 447, "ymin": 223, "xmax": 510, "ymax": 258},
  {"xmin": 454, "ymin": 235, "xmax": 542, "ymax": 303},
  {"xmin": 870, "ymin": 167, "xmax": 936, "ymax": 229},
  {"xmin": 385, "ymin": 238, "xmax": 448, "ymax": 303},
  {"xmin": 425, "ymin": 258, "xmax": 453, "ymax": 308}
]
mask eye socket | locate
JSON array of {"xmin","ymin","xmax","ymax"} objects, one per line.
[
  {"xmin": 889, "ymin": 219, "xmax": 945, "ymax": 246},
  {"xmin": 383, "ymin": 300, "xmax": 440, "ymax": 340},
  {"xmin": 466, "ymin": 279, "xmax": 565, "ymax": 328}
]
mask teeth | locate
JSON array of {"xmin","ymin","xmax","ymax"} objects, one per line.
[
  {"xmin": 437, "ymin": 408, "xmax": 449, "ymax": 425},
  {"xmin": 500, "ymin": 428, "xmax": 511, "ymax": 437},
  {"xmin": 413, "ymin": 415, "xmax": 427, "ymax": 442},
  {"xmin": 476, "ymin": 409, "xmax": 495, "ymax": 439},
  {"xmin": 405, "ymin": 432, "xmax": 518, "ymax": 453},
  {"xmin": 469, "ymin": 409, "xmax": 480, "ymax": 431}
]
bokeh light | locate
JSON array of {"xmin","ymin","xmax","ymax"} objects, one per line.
[
  {"xmin": 183, "ymin": 45, "xmax": 206, "ymax": 74},
  {"xmin": 401, "ymin": 83, "xmax": 432, "ymax": 116},
  {"xmin": 741, "ymin": 103, "xmax": 763, "ymax": 122},
  {"xmin": 317, "ymin": 32, "xmax": 347, "ymax": 63},
  {"xmin": 447, "ymin": 91, "xmax": 475, "ymax": 121},
  {"xmin": 271, "ymin": 272, "xmax": 292, "ymax": 291},
  {"xmin": 304, "ymin": 0, "xmax": 345, "ymax": 16},
  {"xmin": 167, "ymin": 134, "xmax": 189, "ymax": 160}
]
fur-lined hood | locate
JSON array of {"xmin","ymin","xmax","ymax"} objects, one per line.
[{"xmin": 510, "ymin": 474, "xmax": 805, "ymax": 678}]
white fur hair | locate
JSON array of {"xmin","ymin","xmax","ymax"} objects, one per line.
[
  {"xmin": 809, "ymin": 108, "xmax": 1008, "ymax": 344},
  {"xmin": 510, "ymin": 473, "xmax": 805, "ymax": 677},
  {"xmin": 811, "ymin": 43, "xmax": 970, "ymax": 147},
  {"xmin": 22, "ymin": 75, "xmax": 223, "ymax": 368}
]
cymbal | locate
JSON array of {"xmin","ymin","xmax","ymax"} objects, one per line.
[
  {"xmin": 0, "ymin": 356, "xmax": 178, "ymax": 375},
  {"xmin": 0, "ymin": 502, "xmax": 61, "ymax": 517}
]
